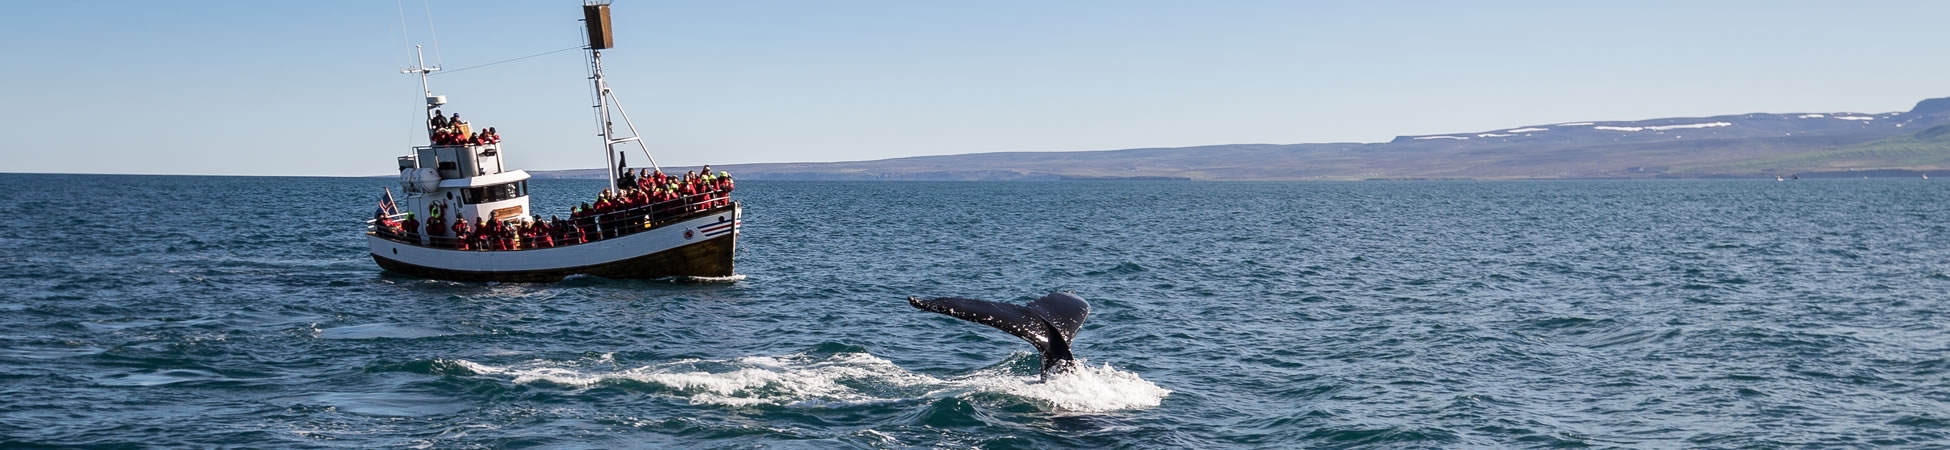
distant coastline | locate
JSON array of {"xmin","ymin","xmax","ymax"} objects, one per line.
[{"xmin": 534, "ymin": 96, "xmax": 1950, "ymax": 182}]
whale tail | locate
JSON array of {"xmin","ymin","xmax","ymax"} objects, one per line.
[{"xmin": 907, "ymin": 292, "xmax": 1090, "ymax": 376}]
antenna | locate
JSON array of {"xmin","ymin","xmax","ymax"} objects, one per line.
[
  {"xmin": 402, "ymin": 45, "xmax": 446, "ymax": 143},
  {"xmin": 401, "ymin": 45, "xmax": 444, "ymax": 104}
]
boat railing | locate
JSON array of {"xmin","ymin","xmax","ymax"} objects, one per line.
[{"xmin": 367, "ymin": 186, "xmax": 736, "ymax": 251}]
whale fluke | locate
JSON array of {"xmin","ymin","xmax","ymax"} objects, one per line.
[{"xmin": 907, "ymin": 292, "xmax": 1090, "ymax": 376}]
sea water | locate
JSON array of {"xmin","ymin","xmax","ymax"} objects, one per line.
[{"xmin": 0, "ymin": 174, "xmax": 1945, "ymax": 447}]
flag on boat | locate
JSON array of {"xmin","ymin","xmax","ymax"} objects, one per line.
[
  {"xmin": 695, "ymin": 217, "xmax": 737, "ymax": 238},
  {"xmin": 375, "ymin": 188, "xmax": 400, "ymax": 218}
]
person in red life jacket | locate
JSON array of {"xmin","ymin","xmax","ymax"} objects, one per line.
[
  {"xmin": 481, "ymin": 218, "xmax": 499, "ymax": 250},
  {"xmin": 472, "ymin": 217, "xmax": 489, "ymax": 250},
  {"xmin": 425, "ymin": 203, "xmax": 447, "ymax": 247},
  {"xmin": 494, "ymin": 218, "xmax": 511, "ymax": 251},
  {"xmin": 524, "ymin": 215, "xmax": 545, "ymax": 248},
  {"xmin": 547, "ymin": 215, "xmax": 567, "ymax": 246},
  {"xmin": 376, "ymin": 211, "xmax": 404, "ymax": 238},
  {"xmin": 518, "ymin": 219, "xmax": 534, "ymax": 249},
  {"xmin": 635, "ymin": 188, "xmax": 652, "ymax": 228},
  {"xmin": 571, "ymin": 203, "xmax": 590, "ymax": 243},
  {"xmin": 451, "ymin": 215, "xmax": 472, "ymax": 251},
  {"xmin": 401, "ymin": 212, "xmax": 421, "ymax": 244},
  {"xmin": 500, "ymin": 220, "xmax": 516, "ymax": 250},
  {"xmin": 603, "ymin": 190, "xmax": 623, "ymax": 238},
  {"xmin": 680, "ymin": 176, "xmax": 699, "ymax": 212}
]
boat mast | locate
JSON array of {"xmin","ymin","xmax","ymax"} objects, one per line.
[
  {"xmin": 584, "ymin": 2, "xmax": 658, "ymax": 193},
  {"xmin": 401, "ymin": 46, "xmax": 444, "ymax": 132}
]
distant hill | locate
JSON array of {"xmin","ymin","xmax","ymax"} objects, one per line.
[{"xmin": 533, "ymin": 97, "xmax": 1950, "ymax": 181}]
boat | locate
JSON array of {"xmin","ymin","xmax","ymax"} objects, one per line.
[{"xmin": 364, "ymin": 3, "xmax": 739, "ymax": 282}]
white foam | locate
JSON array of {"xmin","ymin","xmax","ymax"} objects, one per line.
[
  {"xmin": 450, "ymin": 353, "xmax": 1169, "ymax": 413},
  {"xmin": 1593, "ymin": 126, "xmax": 1643, "ymax": 132},
  {"xmin": 950, "ymin": 362, "xmax": 1170, "ymax": 412},
  {"xmin": 686, "ymin": 274, "xmax": 748, "ymax": 283},
  {"xmin": 1413, "ymin": 136, "xmax": 1468, "ymax": 140},
  {"xmin": 1477, "ymin": 133, "xmax": 1514, "ymax": 138},
  {"xmin": 1799, "ymin": 114, "xmax": 1826, "ymax": 119},
  {"xmin": 1506, "ymin": 127, "xmax": 1549, "ymax": 133},
  {"xmin": 1558, "ymin": 122, "xmax": 1594, "ymax": 126},
  {"xmin": 1836, "ymin": 116, "xmax": 1874, "ymax": 121}
]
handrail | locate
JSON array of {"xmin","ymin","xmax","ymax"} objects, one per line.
[{"xmin": 367, "ymin": 186, "xmax": 735, "ymax": 251}]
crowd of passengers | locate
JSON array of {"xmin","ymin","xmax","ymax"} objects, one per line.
[
  {"xmin": 372, "ymin": 167, "xmax": 734, "ymax": 250},
  {"xmin": 427, "ymin": 110, "xmax": 502, "ymax": 146}
]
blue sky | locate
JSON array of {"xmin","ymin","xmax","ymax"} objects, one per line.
[{"xmin": 3, "ymin": 1, "xmax": 1947, "ymax": 176}]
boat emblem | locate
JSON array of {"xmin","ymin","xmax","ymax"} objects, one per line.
[{"xmin": 684, "ymin": 229, "xmax": 695, "ymax": 240}]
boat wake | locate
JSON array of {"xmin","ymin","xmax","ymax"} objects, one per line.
[
  {"xmin": 683, "ymin": 274, "xmax": 747, "ymax": 283},
  {"xmin": 447, "ymin": 351, "xmax": 1167, "ymax": 413}
]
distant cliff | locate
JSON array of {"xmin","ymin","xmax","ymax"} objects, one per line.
[{"xmin": 533, "ymin": 97, "xmax": 1950, "ymax": 181}]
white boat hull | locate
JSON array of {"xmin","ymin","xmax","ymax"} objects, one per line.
[{"xmin": 368, "ymin": 204, "xmax": 739, "ymax": 282}]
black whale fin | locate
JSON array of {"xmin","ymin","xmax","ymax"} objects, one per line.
[{"xmin": 908, "ymin": 292, "xmax": 1090, "ymax": 375}]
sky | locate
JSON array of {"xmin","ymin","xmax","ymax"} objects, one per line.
[{"xmin": 3, "ymin": 1, "xmax": 1948, "ymax": 176}]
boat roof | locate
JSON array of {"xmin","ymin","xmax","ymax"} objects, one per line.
[{"xmin": 438, "ymin": 169, "xmax": 530, "ymax": 189}]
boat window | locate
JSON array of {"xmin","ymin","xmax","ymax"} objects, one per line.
[{"xmin": 461, "ymin": 180, "xmax": 527, "ymax": 204}]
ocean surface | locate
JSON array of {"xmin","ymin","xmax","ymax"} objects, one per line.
[{"xmin": 1, "ymin": 174, "xmax": 1946, "ymax": 448}]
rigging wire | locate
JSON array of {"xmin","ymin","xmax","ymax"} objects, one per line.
[
  {"xmin": 395, "ymin": 0, "xmax": 418, "ymax": 147},
  {"xmin": 432, "ymin": 46, "xmax": 584, "ymax": 76},
  {"xmin": 394, "ymin": 0, "xmax": 414, "ymax": 69},
  {"xmin": 421, "ymin": 0, "xmax": 444, "ymax": 67}
]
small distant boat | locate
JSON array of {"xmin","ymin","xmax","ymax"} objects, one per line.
[
  {"xmin": 363, "ymin": 4, "xmax": 739, "ymax": 282},
  {"xmin": 1925, "ymin": 174, "xmax": 1930, "ymax": 180},
  {"xmin": 1776, "ymin": 175, "xmax": 1784, "ymax": 182}
]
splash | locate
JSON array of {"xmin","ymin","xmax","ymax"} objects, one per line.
[
  {"xmin": 950, "ymin": 361, "xmax": 1171, "ymax": 412},
  {"xmin": 449, "ymin": 352, "xmax": 1167, "ymax": 413},
  {"xmin": 685, "ymin": 274, "xmax": 747, "ymax": 283}
]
